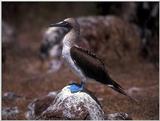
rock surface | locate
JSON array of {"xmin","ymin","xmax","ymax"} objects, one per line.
[
  {"xmin": 25, "ymin": 91, "xmax": 57, "ymax": 120},
  {"xmin": 26, "ymin": 84, "xmax": 132, "ymax": 120},
  {"xmin": 3, "ymin": 92, "xmax": 23, "ymax": 101},
  {"xmin": 106, "ymin": 112, "xmax": 132, "ymax": 120},
  {"xmin": 2, "ymin": 106, "xmax": 20, "ymax": 120}
]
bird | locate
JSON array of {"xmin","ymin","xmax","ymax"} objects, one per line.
[{"xmin": 49, "ymin": 18, "xmax": 135, "ymax": 101}]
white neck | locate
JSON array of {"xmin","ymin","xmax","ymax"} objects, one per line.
[{"xmin": 62, "ymin": 29, "xmax": 79, "ymax": 48}]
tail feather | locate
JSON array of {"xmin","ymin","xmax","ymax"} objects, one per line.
[{"xmin": 108, "ymin": 80, "xmax": 138, "ymax": 103}]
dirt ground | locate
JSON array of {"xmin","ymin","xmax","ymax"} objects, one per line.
[
  {"xmin": 2, "ymin": 3, "xmax": 159, "ymax": 119},
  {"xmin": 2, "ymin": 38, "xmax": 159, "ymax": 120}
]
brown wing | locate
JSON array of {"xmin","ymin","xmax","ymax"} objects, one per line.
[
  {"xmin": 70, "ymin": 46, "xmax": 111, "ymax": 84},
  {"xmin": 70, "ymin": 46, "xmax": 137, "ymax": 101}
]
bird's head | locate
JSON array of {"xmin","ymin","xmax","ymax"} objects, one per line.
[
  {"xmin": 49, "ymin": 18, "xmax": 80, "ymax": 34},
  {"xmin": 49, "ymin": 18, "xmax": 80, "ymax": 47}
]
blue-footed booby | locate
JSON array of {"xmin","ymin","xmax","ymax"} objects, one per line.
[{"xmin": 50, "ymin": 18, "xmax": 134, "ymax": 100}]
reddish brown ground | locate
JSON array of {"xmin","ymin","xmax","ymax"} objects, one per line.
[
  {"xmin": 2, "ymin": 41, "xmax": 159, "ymax": 120},
  {"xmin": 2, "ymin": 2, "xmax": 159, "ymax": 120}
]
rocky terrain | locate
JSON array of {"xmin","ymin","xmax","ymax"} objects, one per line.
[{"xmin": 2, "ymin": 2, "xmax": 159, "ymax": 120}]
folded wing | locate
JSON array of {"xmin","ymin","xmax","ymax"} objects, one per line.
[{"xmin": 70, "ymin": 45, "xmax": 111, "ymax": 84}]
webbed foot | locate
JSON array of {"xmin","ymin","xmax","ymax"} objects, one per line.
[{"xmin": 68, "ymin": 82, "xmax": 84, "ymax": 93}]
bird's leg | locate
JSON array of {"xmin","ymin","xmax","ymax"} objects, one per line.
[{"xmin": 80, "ymin": 77, "xmax": 86, "ymax": 89}]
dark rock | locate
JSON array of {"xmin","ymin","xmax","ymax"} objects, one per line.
[
  {"xmin": 39, "ymin": 27, "xmax": 66, "ymax": 72},
  {"xmin": 127, "ymin": 87, "xmax": 142, "ymax": 96},
  {"xmin": 39, "ymin": 27, "xmax": 67, "ymax": 60},
  {"xmin": 2, "ymin": 21, "xmax": 15, "ymax": 64},
  {"xmin": 3, "ymin": 92, "xmax": 23, "ymax": 101},
  {"xmin": 2, "ymin": 106, "xmax": 20, "ymax": 120},
  {"xmin": 105, "ymin": 112, "xmax": 132, "ymax": 120},
  {"xmin": 25, "ymin": 91, "xmax": 57, "ymax": 120},
  {"xmin": 2, "ymin": 21, "xmax": 14, "ymax": 43}
]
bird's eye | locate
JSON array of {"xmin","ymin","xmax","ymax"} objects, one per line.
[
  {"xmin": 63, "ymin": 21, "xmax": 69, "ymax": 25},
  {"xmin": 63, "ymin": 21, "xmax": 72, "ymax": 28}
]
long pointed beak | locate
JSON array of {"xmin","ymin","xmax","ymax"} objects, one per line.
[
  {"xmin": 49, "ymin": 21, "xmax": 72, "ymax": 29},
  {"xmin": 49, "ymin": 21, "xmax": 66, "ymax": 28}
]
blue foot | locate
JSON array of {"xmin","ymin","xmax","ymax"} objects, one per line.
[{"xmin": 68, "ymin": 82, "xmax": 84, "ymax": 93}]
